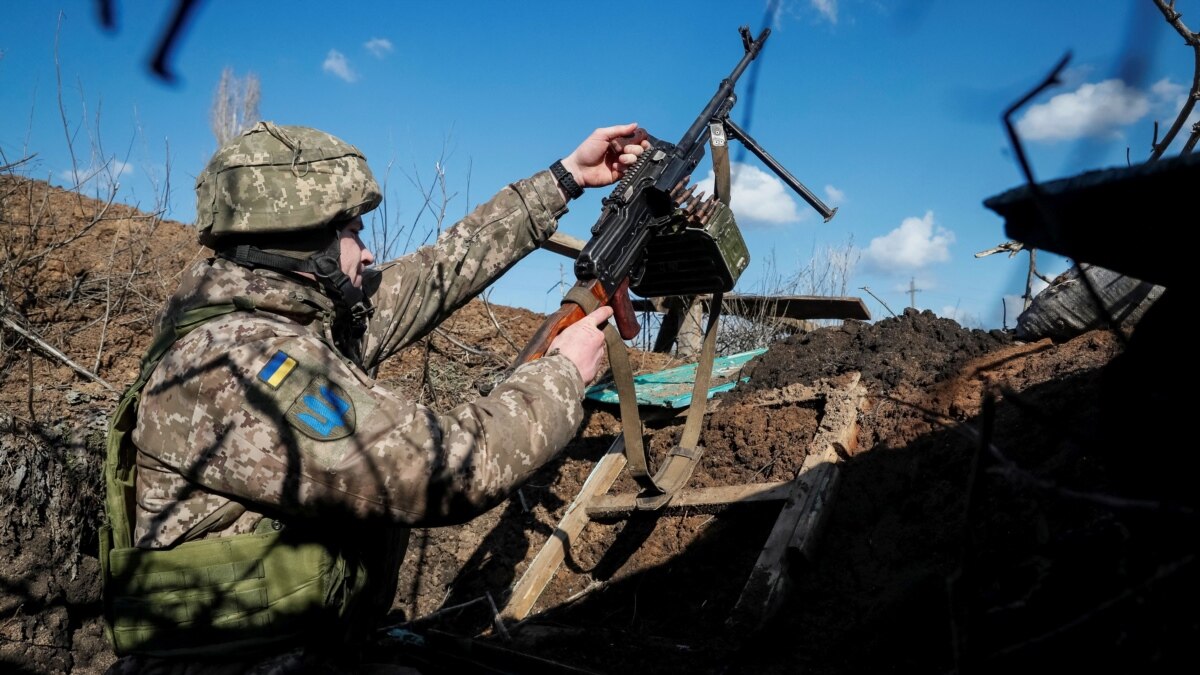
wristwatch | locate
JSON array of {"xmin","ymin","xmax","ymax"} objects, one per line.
[{"xmin": 550, "ymin": 160, "xmax": 584, "ymax": 201}]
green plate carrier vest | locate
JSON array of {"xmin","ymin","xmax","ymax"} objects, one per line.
[{"xmin": 99, "ymin": 303, "xmax": 374, "ymax": 658}]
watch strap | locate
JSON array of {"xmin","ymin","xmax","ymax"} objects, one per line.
[{"xmin": 550, "ymin": 160, "xmax": 584, "ymax": 200}]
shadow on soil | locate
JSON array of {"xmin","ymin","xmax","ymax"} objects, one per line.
[{"xmin": 402, "ymin": 353, "xmax": 1196, "ymax": 675}]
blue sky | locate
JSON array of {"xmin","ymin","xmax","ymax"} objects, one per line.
[{"xmin": 2, "ymin": 1, "xmax": 1192, "ymax": 329}]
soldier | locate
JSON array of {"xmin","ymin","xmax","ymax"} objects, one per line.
[{"xmin": 102, "ymin": 121, "xmax": 649, "ymax": 672}]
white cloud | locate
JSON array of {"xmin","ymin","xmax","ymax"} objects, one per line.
[
  {"xmin": 824, "ymin": 184, "xmax": 845, "ymax": 206},
  {"xmin": 58, "ymin": 158, "xmax": 133, "ymax": 187},
  {"xmin": 1151, "ymin": 77, "xmax": 1184, "ymax": 105},
  {"xmin": 364, "ymin": 38, "xmax": 393, "ymax": 59},
  {"xmin": 1015, "ymin": 79, "xmax": 1149, "ymax": 141},
  {"xmin": 694, "ymin": 162, "xmax": 801, "ymax": 225},
  {"xmin": 323, "ymin": 49, "xmax": 358, "ymax": 82},
  {"xmin": 811, "ymin": 0, "xmax": 838, "ymax": 24},
  {"xmin": 863, "ymin": 211, "xmax": 954, "ymax": 274}
]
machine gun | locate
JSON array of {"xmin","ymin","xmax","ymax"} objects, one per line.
[{"xmin": 516, "ymin": 26, "xmax": 836, "ymax": 365}]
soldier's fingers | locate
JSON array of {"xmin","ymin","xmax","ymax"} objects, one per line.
[
  {"xmin": 597, "ymin": 123, "xmax": 639, "ymax": 143},
  {"xmin": 588, "ymin": 305, "xmax": 614, "ymax": 326}
]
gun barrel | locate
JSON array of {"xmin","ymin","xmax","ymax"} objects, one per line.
[{"xmin": 676, "ymin": 28, "xmax": 770, "ymax": 156}]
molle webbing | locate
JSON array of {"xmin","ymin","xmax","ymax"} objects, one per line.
[{"xmin": 99, "ymin": 301, "xmax": 370, "ymax": 658}]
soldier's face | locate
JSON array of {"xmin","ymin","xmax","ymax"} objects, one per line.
[{"xmin": 338, "ymin": 218, "xmax": 375, "ymax": 288}]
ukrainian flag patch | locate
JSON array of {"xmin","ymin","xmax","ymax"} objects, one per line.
[{"xmin": 258, "ymin": 351, "xmax": 297, "ymax": 389}]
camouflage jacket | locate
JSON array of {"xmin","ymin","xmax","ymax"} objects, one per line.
[{"xmin": 132, "ymin": 170, "xmax": 582, "ymax": 548}]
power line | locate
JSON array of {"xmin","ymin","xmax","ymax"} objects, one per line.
[{"xmin": 907, "ymin": 277, "xmax": 923, "ymax": 309}]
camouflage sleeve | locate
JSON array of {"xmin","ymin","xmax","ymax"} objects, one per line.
[
  {"xmin": 135, "ymin": 315, "xmax": 586, "ymax": 526},
  {"xmin": 359, "ymin": 170, "xmax": 568, "ymax": 371}
]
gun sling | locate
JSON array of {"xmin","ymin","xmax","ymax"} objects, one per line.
[{"xmin": 562, "ymin": 287, "xmax": 724, "ymax": 511}]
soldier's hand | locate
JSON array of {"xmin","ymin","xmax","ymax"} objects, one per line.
[
  {"xmin": 559, "ymin": 123, "xmax": 650, "ymax": 189},
  {"xmin": 548, "ymin": 306, "xmax": 614, "ymax": 384}
]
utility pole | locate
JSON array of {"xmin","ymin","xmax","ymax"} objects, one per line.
[{"xmin": 907, "ymin": 277, "xmax": 922, "ymax": 309}]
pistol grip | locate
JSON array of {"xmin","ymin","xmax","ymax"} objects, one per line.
[{"xmin": 611, "ymin": 280, "xmax": 640, "ymax": 340}]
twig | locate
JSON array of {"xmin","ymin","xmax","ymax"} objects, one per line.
[
  {"xmin": 973, "ymin": 241, "xmax": 1025, "ymax": 259},
  {"xmin": 485, "ymin": 591, "xmax": 511, "ymax": 642},
  {"xmin": 433, "ymin": 327, "xmax": 500, "ymax": 361},
  {"xmin": 26, "ymin": 347, "xmax": 35, "ymax": 425},
  {"xmin": 22, "ymin": 188, "xmax": 116, "ymax": 267},
  {"xmin": 481, "ymin": 291, "xmax": 520, "ymax": 354},
  {"xmin": 562, "ymin": 579, "xmax": 611, "ymax": 605},
  {"xmin": 53, "ymin": 11, "xmax": 82, "ymax": 215},
  {"xmin": 1, "ymin": 313, "xmax": 116, "ymax": 392},
  {"xmin": 378, "ymin": 596, "xmax": 488, "ymax": 632},
  {"xmin": 1149, "ymin": 0, "xmax": 1200, "ymax": 159},
  {"xmin": 1022, "ymin": 249, "xmax": 1038, "ymax": 311},
  {"xmin": 93, "ymin": 234, "xmax": 121, "ymax": 372},
  {"xmin": 1004, "ymin": 52, "xmax": 1072, "ymax": 194},
  {"xmin": 859, "ymin": 286, "xmax": 897, "ymax": 318},
  {"xmin": 0, "ymin": 154, "xmax": 37, "ymax": 173}
]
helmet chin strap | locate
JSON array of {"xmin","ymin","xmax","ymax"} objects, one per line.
[{"xmin": 218, "ymin": 238, "xmax": 376, "ymax": 359}]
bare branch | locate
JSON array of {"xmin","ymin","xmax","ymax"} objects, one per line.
[
  {"xmin": 1, "ymin": 312, "xmax": 116, "ymax": 392},
  {"xmin": 0, "ymin": 154, "xmax": 37, "ymax": 173},
  {"xmin": 1149, "ymin": 0, "xmax": 1200, "ymax": 159},
  {"xmin": 859, "ymin": 285, "xmax": 897, "ymax": 318},
  {"xmin": 973, "ymin": 241, "xmax": 1025, "ymax": 259}
]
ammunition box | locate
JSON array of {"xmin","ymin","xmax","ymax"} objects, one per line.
[{"xmin": 631, "ymin": 200, "xmax": 749, "ymax": 298}]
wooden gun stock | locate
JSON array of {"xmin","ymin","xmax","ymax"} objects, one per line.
[{"xmin": 514, "ymin": 278, "xmax": 638, "ymax": 365}]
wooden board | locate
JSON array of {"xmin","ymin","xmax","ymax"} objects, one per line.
[
  {"xmin": 542, "ymin": 231, "xmax": 586, "ymax": 259},
  {"xmin": 632, "ymin": 294, "xmax": 870, "ymax": 322},
  {"xmin": 728, "ymin": 374, "xmax": 865, "ymax": 629},
  {"xmin": 499, "ymin": 437, "xmax": 628, "ymax": 623},
  {"xmin": 585, "ymin": 481, "xmax": 791, "ymax": 520}
]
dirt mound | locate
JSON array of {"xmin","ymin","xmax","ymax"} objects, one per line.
[
  {"xmin": 3, "ymin": 175, "xmax": 1194, "ymax": 674},
  {"xmin": 735, "ymin": 307, "xmax": 1011, "ymax": 395}
]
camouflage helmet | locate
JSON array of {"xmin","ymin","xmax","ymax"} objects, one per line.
[{"xmin": 195, "ymin": 122, "xmax": 382, "ymax": 247}]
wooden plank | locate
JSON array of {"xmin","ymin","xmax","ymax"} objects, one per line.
[
  {"xmin": 500, "ymin": 437, "xmax": 628, "ymax": 623},
  {"xmin": 729, "ymin": 374, "xmax": 865, "ymax": 629},
  {"xmin": 585, "ymin": 481, "xmax": 791, "ymax": 520},
  {"xmin": 712, "ymin": 295, "xmax": 870, "ymax": 321},
  {"xmin": 632, "ymin": 294, "xmax": 870, "ymax": 321},
  {"xmin": 542, "ymin": 231, "xmax": 585, "ymax": 259}
]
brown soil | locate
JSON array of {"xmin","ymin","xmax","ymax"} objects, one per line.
[{"xmin": 1, "ymin": 175, "xmax": 1194, "ymax": 674}]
